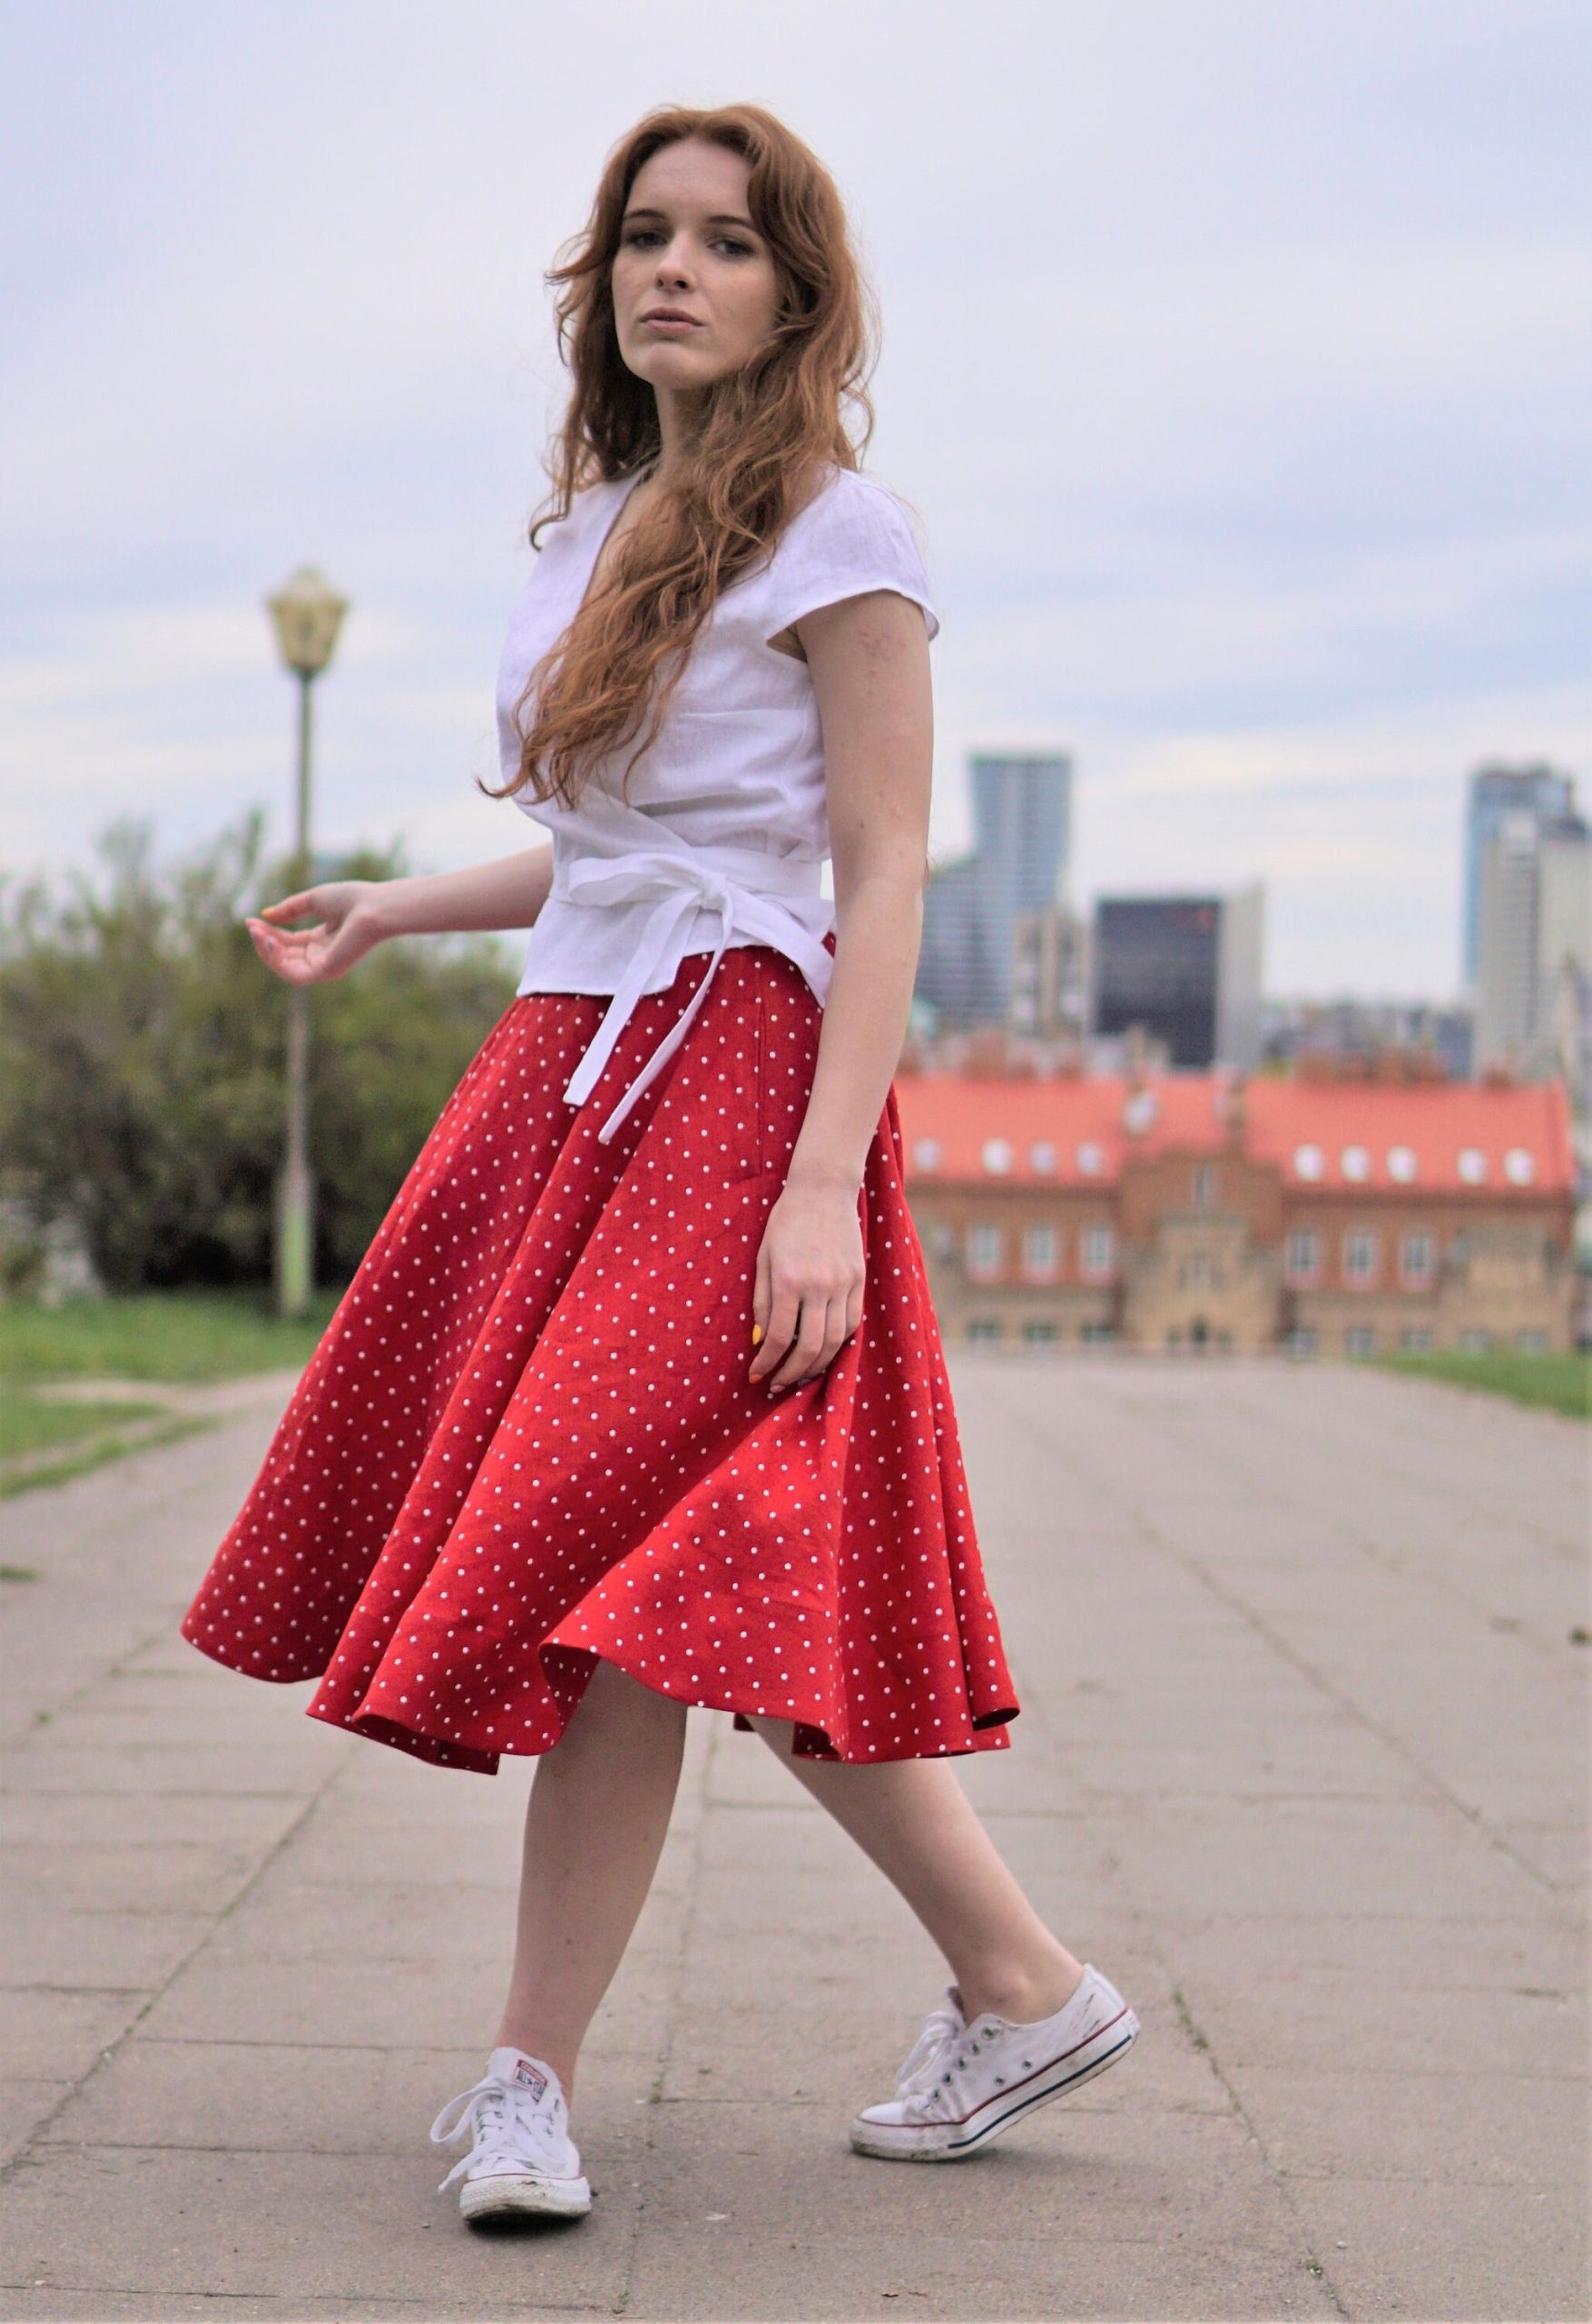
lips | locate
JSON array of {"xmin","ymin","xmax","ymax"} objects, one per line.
[{"xmin": 641, "ymin": 310, "xmax": 701, "ymax": 327}]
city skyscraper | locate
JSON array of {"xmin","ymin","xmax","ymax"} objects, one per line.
[
  {"xmin": 1462, "ymin": 763, "xmax": 1577, "ymax": 990},
  {"xmin": 1475, "ymin": 808, "xmax": 1591, "ymax": 1085},
  {"xmin": 917, "ymin": 753, "xmax": 1073, "ymax": 1027},
  {"xmin": 1089, "ymin": 887, "xmax": 1266, "ymax": 1070}
]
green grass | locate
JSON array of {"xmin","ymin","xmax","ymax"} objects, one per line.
[
  {"xmin": 0, "ymin": 1287, "xmax": 341, "ymax": 1385},
  {"xmin": 0, "ymin": 1288, "xmax": 339, "ymax": 1497},
  {"xmin": 0, "ymin": 1413, "xmax": 219, "ymax": 1499},
  {"xmin": 0, "ymin": 1390, "xmax": 170, "ymax": 1462},
  {"xmin": 1374, "ymin": 1347, "xmax": 1591, "ymax": 1421}
]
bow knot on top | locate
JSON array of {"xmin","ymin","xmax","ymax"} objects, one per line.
[{"xmin": 551, "ymin": 841, "xmax": 833, "ymax": 1143}]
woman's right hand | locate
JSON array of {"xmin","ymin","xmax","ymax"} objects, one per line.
[{"xmin": 245, "ymin": 882, "xmax": 386, "ymax": 984}]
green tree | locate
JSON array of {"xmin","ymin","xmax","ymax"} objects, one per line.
[{"xmin": 0, "ymin": 813, "xmax": 519, "ymax": 1291}]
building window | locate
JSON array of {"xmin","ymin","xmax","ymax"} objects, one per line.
[
  {"xmin": 981, "ymin": 1137, "xmax": 1014, "ymax": 1175},
  {"xmin": 1503, "ymin": 1147, "xmax": 1536, "ymax": 1186},
  {"xmin": 1029, "ymin": 1140, "xmax": 1057, "ymax": 1174},
  {"xmin": 1400, "ymin": 1232, "xmax": 1434, "ymax": 1286},
  {"xmin": 1181, "ymin": 1252, "xmax": 1213, "ymax": 1288},
  {"xmin": 1294, "ymin": 1143, "xmax": 1324, "ymax": 1181},
  {"xmin": 968, "ymin": 1317, "xmax": 1001, "ymax": 1344},
  {"xmin": 1459, "ymin": 1326, "xmax": 1493, "ymax": 1353},
  {"xmin": 966, "ymin": 1223, "xmax": 1003, "ymax": 1277},
  {"xmin": 1344, "ymin": 1325, "xmax": 1376, "ymax": 1357},
  {"xmin": 1286, "ymin": 1326, "xmax": 1318, "ymax": 1356},
  {"xmin": 1400, "ymin": 1327, "xmax": 1433, "ymax": 1352},
  {"xmin": 1022, "ymin": 1319, "xmax": 1060, "ymax": 1344},
  {"xmin": 1516, "ymin": 1328, "xmax": 1548, "ymax": 1352},
  {"xmin": 1284, "ymin": 1228, "xmax": 1320, "ymax": 1285},
  {"xmin": 1457, "ymin": 1147, "xmax": 1488, "ymax": 1185},
  {"xmin": 1080, "ymin": 1225, "xmax": 1115, "ymax": 1280},
  {"xmin": 1192, "ymin": 1162, "xmax": 1215, "ymax": 1206},
  {"xmin": 1388, "ymin": 1145, "xmax": 1418, "ymax": 1183},
  {"xmin": 1343, "ymin": 1230, "xmax": 1379, "ymax": 1285},
  {"xmin": 911, "ymin": 1136, "xmax": 942, "ymax": 1171},
  {"xmin": 1341, "ymin": 1144, "xmax": 1371, "ymax": 1182},
  {"xmin": 1076, "ymin": 1140, "xmax": 1106, "ymax": 1176},
  {"xmin": 1022, "ymin": 1224, "xmax": 1059, "ymax": 1277},
  {"xmin": 1081, "ymin": 1322, "xmax": 1115, "ymax": 1344}
]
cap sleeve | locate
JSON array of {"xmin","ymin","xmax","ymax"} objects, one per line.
[{"xmin": 762, "ymin": 470, "xmax": 940, "ymax": 646}]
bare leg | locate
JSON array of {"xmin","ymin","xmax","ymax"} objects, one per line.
[
  {"xmin": 742, "ymin": 1714, "xmax": 1085, "ymax": 2025},
  {"xmin": 493, "ymin": 1658, "xmax": 688, "ymax": 2101}
]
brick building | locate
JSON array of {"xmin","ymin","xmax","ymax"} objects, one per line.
[{"xmin": 894, "ymin": 1067, "xmax": 1580, "ymax": 1356}]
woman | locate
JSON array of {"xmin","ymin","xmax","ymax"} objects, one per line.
[{"xmin": 182, "ymin": 101, "xmax": 1140, "ymax": 2225}]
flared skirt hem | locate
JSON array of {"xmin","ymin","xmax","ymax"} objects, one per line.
[{"xmin": 180, "ymin": 943, "xmax": 1023, "ymax": 1776}]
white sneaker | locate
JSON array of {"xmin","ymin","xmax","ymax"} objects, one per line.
[
  {"xmin": 429, "ymin": 2047, "xmax": 593, "ymax": 2221},
  {"xmin": 850, "ymin": 1963, "xmax": 1140, "ymax": 2161}
]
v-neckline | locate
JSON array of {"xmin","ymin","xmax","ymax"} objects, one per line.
[{"xmin": 574, "ymin": 465, "xmax": 655, "ymax": 621}]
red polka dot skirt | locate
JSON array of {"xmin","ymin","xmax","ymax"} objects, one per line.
[{"xmin": 180, "ymin": 939, "xmax": 1020, "ymax": 1771}]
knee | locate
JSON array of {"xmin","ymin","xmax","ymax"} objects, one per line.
[{"xmin": 553, "ymin": 1656, "xmax": 687, "ymax": 1760}]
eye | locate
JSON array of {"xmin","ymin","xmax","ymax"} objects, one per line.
[
  {"xmin": 624, "ymin": 228, "xmax": 663, "ymax": 249},
  {"xmin": 715, "ymin": 237, "xmax": 755, "ymax": 257}
]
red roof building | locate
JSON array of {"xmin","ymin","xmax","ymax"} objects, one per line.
[{"xmin": 892, "ymin": 1068, "xmax": 1579, "ymax": 1356}]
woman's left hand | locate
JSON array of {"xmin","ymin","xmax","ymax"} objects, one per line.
[{"xmin": 749, "ymin": 1174, "xmax": 865, "ymax": 1390}]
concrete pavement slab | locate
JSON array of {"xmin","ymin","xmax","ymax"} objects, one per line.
[
  {"xmin": 31, "ymin": 2040, "xmax": 651, "ymax": 2160},
  {"xmin": 1155, "ymin": 1902, "xmax": 1583, "ymax": 1991},
  {"xmin": 1161, "ymin": 1952, "xmax": 1585, "ymax": 2076},
  {"xmin": 1, "ymin": 1354, "xmax": 1585, "ymax": 2322},
  {"xmin": 1220, "ymin": 2060, "xmax": 1587, "ymax": 2185},
  {"xmin": 0, "ymin": 2301, "xmax": 612, "ymax": 2321},
  {"xmin": 0, "ymin": 1904, "xmax": 214, "ymax": 1993},
  {"xmin": 1, "ymin": 2145, "xmax": 636, "ymax": 2308},
  {"xmin": 623, "ymin": 2228, "xmax": 1342, "ymax": 2323},
  {"xmin": 0, "ymin": 2085, "xmax": 72, "ymax": 2173},
  {"xmin": 0, "ymin": 1990, "xmax": 153, "ymax": 2088},
  {"xmin": 1282, "ymin": 2171, "xmax": 1589, "ymax": 2323}
]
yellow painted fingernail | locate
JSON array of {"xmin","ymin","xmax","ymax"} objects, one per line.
[{"xmin": 751, "ymin": 1324, "xmax": 763, "ymax": 1344}]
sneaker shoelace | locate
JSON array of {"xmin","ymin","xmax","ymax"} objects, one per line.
[
  {"xmin": 903, "ymin": 2020, "xmax": 1022, "ymax": 2122},
  {"xmin": 893, "ymin": 2002, "xmax": 967, "ymax": 2100},
  {"xmin": 429, "ymin": 2071, "xmax": 566, "ymax": 2193}
]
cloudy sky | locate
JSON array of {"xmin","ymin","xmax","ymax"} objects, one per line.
[{"xmin": 4, "ymin": 0, "xmax": 1588, "ymax": 1000}]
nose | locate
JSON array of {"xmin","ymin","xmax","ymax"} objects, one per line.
[{"xmin": 653, "ymin": 234, "xmax": 694, "ymax": 291}]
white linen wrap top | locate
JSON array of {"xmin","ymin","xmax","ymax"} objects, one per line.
[{"xmin": 493, "ymin": 463, "xmax": 939, "ymax": 1143}]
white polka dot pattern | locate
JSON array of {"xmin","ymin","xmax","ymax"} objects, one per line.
[{"xmin": 179, "ymin": 939, "xmax": 1021, "ymax": 1772}]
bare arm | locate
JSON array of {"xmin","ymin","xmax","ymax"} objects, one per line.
[
  {"xmin": 247, "ymin": 839, "xmax": 555, "ymax": 983},
  {"xmin": 749, "ymin": 586, "xmax": 932, "ymax": 1389},
  {"xmin": 361, "ymin": 842, "xmax": 555, "ymax": 938},
  {"xmin": 788, "ymin": 591, "xmax": 931, "ymax": 1186}
]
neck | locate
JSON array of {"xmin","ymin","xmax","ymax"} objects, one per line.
[{"xmin": 650, "ymin": 382, "xmax": 706, "ymax": 485}]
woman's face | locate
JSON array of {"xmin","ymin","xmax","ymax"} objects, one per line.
[{"xmin": 611, "ymin": 138, "xmax": 781, "ymax": 395}]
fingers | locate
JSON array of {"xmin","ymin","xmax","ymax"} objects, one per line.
[
  {"xmin": 750, "ymin": 1239, "xmax": 772, "ymax": 1366},
  {"xmin": 754, "ymin": 1287, "xmax": 860, "ymax": 1392},
  {"xmin": 748, "ymin": 1270, "xmax": 800, "ymax": 1384},
  {"xmin": 258, "ymin": 891, "xmax": 319, "ymax": 922},
  {"xmin": 245, "ymin": 919, "xmax": 330, "ymax": 985}
]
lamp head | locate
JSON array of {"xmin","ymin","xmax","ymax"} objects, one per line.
[{"xmin": 267, "ymin": 566, "xmax": 348, "ymax": 677}]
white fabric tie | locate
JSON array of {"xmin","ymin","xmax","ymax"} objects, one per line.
[{"xmin": 554, "ymin": 842, "xmax": 834, "ymax": 1144}]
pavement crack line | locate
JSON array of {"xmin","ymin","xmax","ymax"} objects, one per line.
[{"xmin": 0, "ymin": 1738, "xmax": 361, "ymax": 2189}]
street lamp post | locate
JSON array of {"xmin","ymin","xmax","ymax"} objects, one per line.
[{"xmin": 265, "ymin": 566, "xmax": 348, "ymax": 1320}]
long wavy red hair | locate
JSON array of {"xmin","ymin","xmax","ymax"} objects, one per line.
[{"xmin": 486, "ymin": 103, "xmax": 878, "ymax": 811}]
